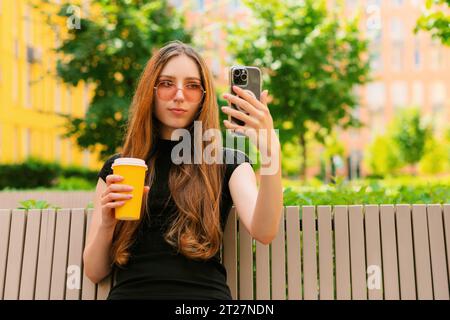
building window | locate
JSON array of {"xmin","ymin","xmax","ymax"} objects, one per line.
[
  {"xmin": 430, "ymin": 43, "xmax": 443, "ymax": 70},
  {"xmin": 169, "ymin": 0, "xmax": 183, "ymax": 8},
  {"xmin": 12, "ymin": 61, "xmax": 18, "ymax": 103},
  {"xmin": 67, "ymin": 139, "xmax": 72, "ymax": 164},
  {"xmin": 411, "ymin": 81, "xmax": 424, "ymax": 108},
  {"xmin": 25, "ymin": 62, "xmax": 32, "ymax": 108},
  {"xmin": 24, "ymin": 128, "xmax": 31, "ymax": 158},
  {"xmin": 83, "ymin": 149, "xmax": 90, "ymax": 167},
  {"xmin": 392, "ymin": 42, "xmax": 404, "ymax": 71},
  {"xmin": 82, "ymin": 0, "xmax": 90, "ymax": 16},
  {"xmin": 390, "ymin": 18, "xmax": 404, "ymax": 42},
  {"xmin": 211, "ymin": 57, "xmax": 220, "ymax": 77},
  {"xmin": 83, "ymin": 83, "xmax": 90, "ymax": 115},
  {"xmin": 14, "ymin": 127, "xmax": 19, "ymax": 162},
  {"xmin": 431, "ymin": 82, "xmax": 446, "ymax": 113},
  {"xmin": 346, "ymin": 0, "xmax": 358, "ymax": 8},
  {"xmin": 55, "ymin": 136, "xmax": 61, "ymax": 161},
  {"xmin": 0, "ymin": 124, "xmax": 2, "ymax": 159},
  {"xmin": 370, "ymin": 109, "xmax": 385, "ymax": 136},
  {"xmin": 431, "ymin": 82, "xmax": 446, "ymax": 132},
  {"xmin": 67, "ymin": 86, "xmax": 72, "ymax": 114},
  {"xmin": 369, "ymin": 49, "xmax": 383, "ymax": 71},
  {"xmin": 55, "ymin": 80, "xmax": 61, "ymax": 112},
  {"xmin": 391, "ymin": 81, "xmax": 408, "ymax": 109},
  {"xmin": 413, "ymin": 37, "xmax": 421, "ymax": 70},
  {"xmin": 24, "ymin": 4, "xmax": 32, "ymax": 45},
  {"xmin": 197, "ymin": 0, "xmax": 204, "ymax": 12},
  {"xmin": 366, "ymin": 82, "xmax": 386, "ymax": 111}
]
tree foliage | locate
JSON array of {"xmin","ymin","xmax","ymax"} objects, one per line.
[{"xmin": 227, "ymin": 0, "xmax": 370, "ymax": 177}]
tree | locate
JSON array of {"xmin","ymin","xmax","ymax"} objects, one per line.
[
  {"xmin": 415, "ymin": 0, "xmax": 450, "ymax": 46},
  {"xmin": 390, "ymin": 108, "xmax": 432, "ymax": 174},
  {"xmin": 227, "ymin": 0, "xmax": 370, "ymax": 178},
  {"xmin": 37, "ymin": 0, "xmax": 191, "ymax": 160},
  {"xmin": 364, "ymin": 135, "xmax": 403, "ymax": 177}
]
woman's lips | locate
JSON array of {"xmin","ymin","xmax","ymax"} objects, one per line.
[{"xmin": 168, "ymin": 108, "xmax": 187, "ymax": 116}]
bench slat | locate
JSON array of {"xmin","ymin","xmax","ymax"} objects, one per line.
[
  {"xmin": 380, "ymin": 205, "xmax": 400, "ymax": 299},
  {"xmin": 223, "ymin": 207, "xmax": 238, "ymax": 300},
  {"xmin": 66, "ymin": 209, "xmax": 85, "ymax": 300},
  {"xmin": 271, "ymin": 208, "xmax": 286, "ymax": 300},
  {"xmin": 303, "ymin": 206, "xmax": 318, "ymax": 300},
  {"xmin": 0, "ymin": 209, "xmax": 12, "ymax": 300},
  {"xmin": 50, "ymin": 209, "xmax": 71, "ymax": 300},
  {"xmin": 286, "ymin": 206, "xmax": 301, "ymax": 300},
  {"xmin": 239, "ymin": 218, "xmax": 253, "ymax": 300},
  {"xmin": 444, "ymin": 205, "xmax": 450, "ymax": 283},
  {"xmin": 334, "ymin": 206, "xmax": 351, "ymax": 300},
  {"xmin": 35, "ymin": 209, "xmax": 56, "ymax": 300},
  {"xmin": 255, "ymin": 238, "xmax": 270, "ymax": 299},
  {"xmin": 318, "ymin": 206, "xmax": 333, "ymax": 300},
  {"xmin": 4, "ymin": 210, "xmax": 26, "ymax": 300},
  {"xmin": 365, "ymin": 205, "xmax": 383, "ymax": 300},
  {"xmin": 19, "ymin": 209, "xmax": 41, "ymax": 299},
  {"xmin": 81, "ymin": 209, "xmax": 96, "ymax": 300},
  {"xmin": 396, "ymin": 205, "xmax": 416, "ymax": 299},
  {"xmin": 96, "ymin": 275, "xmax": 112, "ymax": 300},
  {"xmin": 349, "ymin": 205, "xmax": 367, "ymax": 300},
  {"xmin": 427, "ymin": 205, "xmax": 450, "ymax": 300},
  {"xmin": 411, "ymin": 205, "xmax": 433, "ymax": 299}
]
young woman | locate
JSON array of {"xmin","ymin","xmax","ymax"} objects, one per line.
[{"xmin": 83, "ymin": 40, "xmax": 283, "ymax": 300}]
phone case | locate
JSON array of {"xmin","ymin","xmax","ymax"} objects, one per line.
[{"xmin": 228, "ymin": 66, "xmax": 262, "ymax": 128}]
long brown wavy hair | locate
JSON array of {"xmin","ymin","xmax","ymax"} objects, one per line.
[{"xmin": 110, "ymin": 41, "xmax": 226, "ymax": 266}]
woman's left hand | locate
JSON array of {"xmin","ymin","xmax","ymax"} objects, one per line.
[{"xmin": 221, "ymin": 86, "xmax": 280, "ymax": 156}]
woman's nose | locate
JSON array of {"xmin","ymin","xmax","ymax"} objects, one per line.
[{"xmin": 174, "ymin": 87, "xmax": 185, "ymax": 101}]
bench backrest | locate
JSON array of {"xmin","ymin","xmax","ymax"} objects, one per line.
[{"xmin": 1, "ymin": 205, "xmax": 449, "ymax": 300}]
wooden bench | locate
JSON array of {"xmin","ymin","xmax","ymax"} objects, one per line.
[{"xmin": 1, "ymin": 205, "xmax": 449, "ymax": 300}]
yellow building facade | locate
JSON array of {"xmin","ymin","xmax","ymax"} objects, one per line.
[{"xmin": 0, "ymin": 0, "xmax": 102, "ymax": 169}]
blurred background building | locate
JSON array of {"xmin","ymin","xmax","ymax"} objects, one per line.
[
  {"xmin": 175, "ymin": 0, "xmax": 450, "ymax": 179},
  {"xmin": 0, "ymin": 0, "xmax": 448, "ymax": 177},
  {"xmin": 0, "ymin": 0, "xmax": 100, "ymax": 169}
]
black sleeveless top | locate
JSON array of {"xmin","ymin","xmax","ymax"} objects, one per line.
[{"xmin": 97, "ymin": 138, "xmax": 252, "ymax": 300}]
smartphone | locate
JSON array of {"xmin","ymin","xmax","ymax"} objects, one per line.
[{"xmin": 228, "ymin": 65, "xmax": 262, "ymax": 127}]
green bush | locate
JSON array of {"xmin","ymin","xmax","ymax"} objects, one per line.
[
  {"xmin": 54, "ymin": 176, "xmax": 96, "ymax": 190},
  {"xmin": 17, "ymin": 199, "xmax": 61, "ymax": 210},
  {"xmin": 0, "ymin": 157, "xmax": 98, "ymax": 190},
  {"xmin": 62, "ymin": 165, "xmax": 99, "ymax": 181},
  {"xmin": 0, "ymin": 157, "xmax": 61, "ymax": 189},
  {"xmin": 364, "ymin": 135, "xmax": 403, "ymax": 177},
  {"xmin": 283, "ymin": 176, "xmax": 450, "ymax": 206}
]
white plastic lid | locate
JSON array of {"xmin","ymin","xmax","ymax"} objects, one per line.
[{"xmin": 112, "ymin": 157, "xmax": 148, "ymax": 170}]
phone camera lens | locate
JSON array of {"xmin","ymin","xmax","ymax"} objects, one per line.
[
  {"xmin": 241, "ymin": 73, "xmax": 247, "ymax": 82},
  {"xmin": 234, "ymin": 69, "xmax": 241, "ymax": 77}
]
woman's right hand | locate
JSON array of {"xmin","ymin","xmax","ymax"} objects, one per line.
[{"xmin": 100, "ymin": 174, "xmax": 150, "ymax": 229}]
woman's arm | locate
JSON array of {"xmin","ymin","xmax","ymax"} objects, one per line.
[
  {"xmin": 222, "ymin": 86, "xmax": 284, "ymax": 244},
  {"xmin": 229, "ymin": 140, "xmax": 283, "ymax": 244},
  {"xmin": 83, "ymin": 179, "xmax": 115, "ymax": 284}
]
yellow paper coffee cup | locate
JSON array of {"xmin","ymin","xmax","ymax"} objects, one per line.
[{"xmin": 111, "ymin": 157, "xmax": 148, "ymax": 220}]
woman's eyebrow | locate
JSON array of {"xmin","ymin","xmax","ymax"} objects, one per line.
[{"xmin": 159, "ymin": 75, "xmax": 201, "ymax": 81}]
